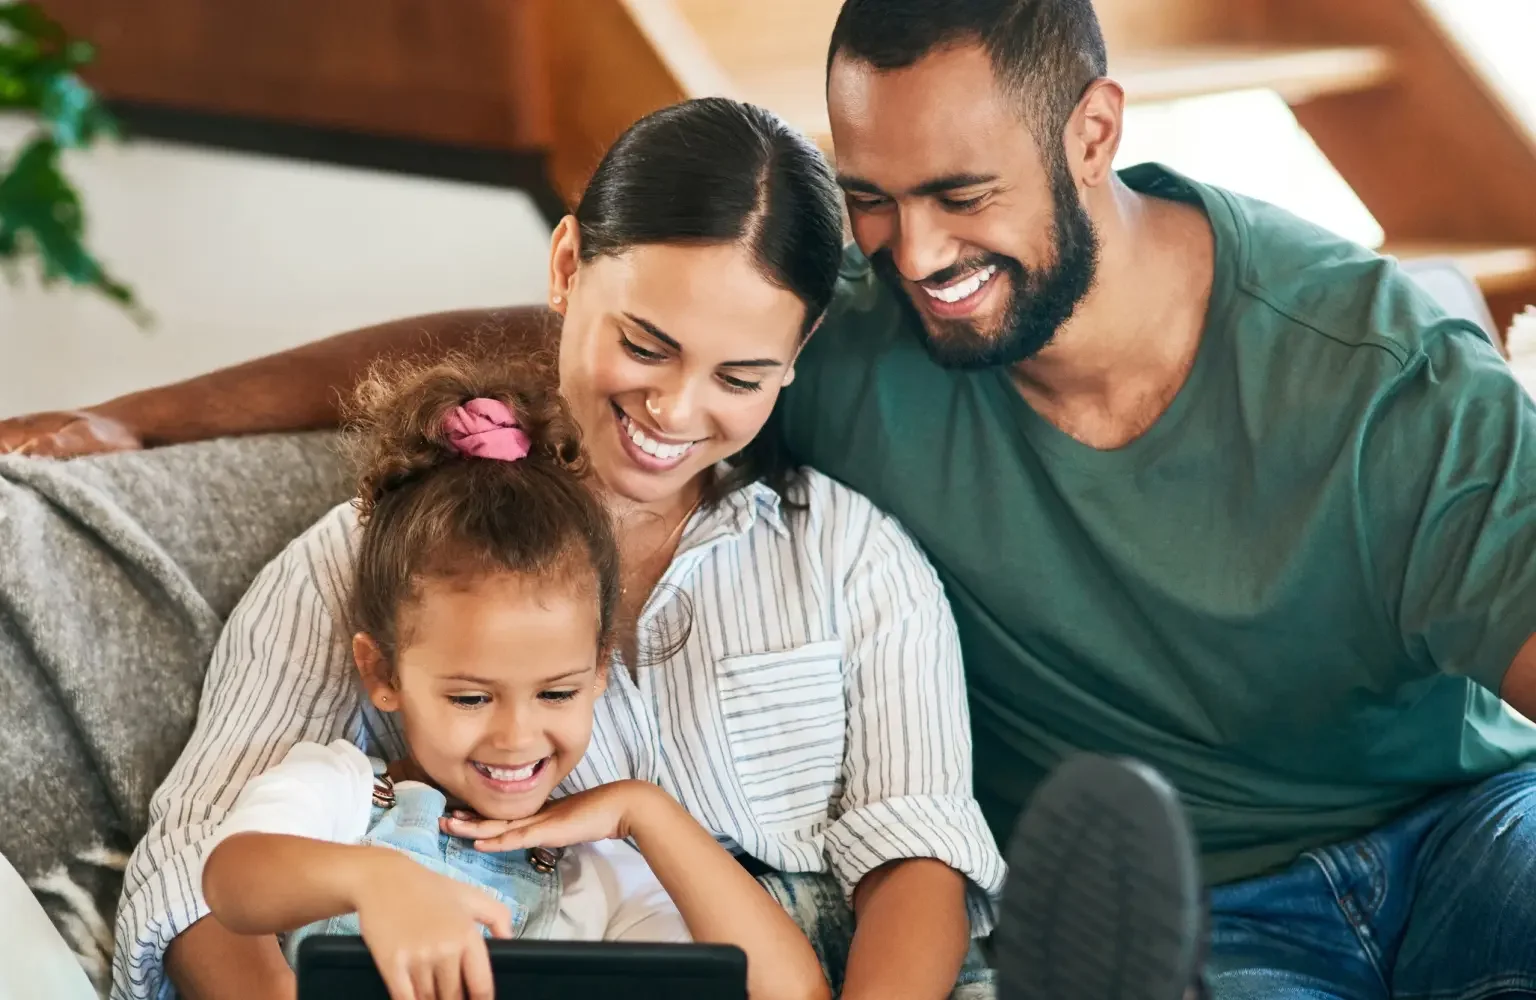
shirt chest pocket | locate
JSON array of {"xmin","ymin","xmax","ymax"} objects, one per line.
[{"xmin": 716, "ymin": 639, "xmax": 846, "ymax": 834}]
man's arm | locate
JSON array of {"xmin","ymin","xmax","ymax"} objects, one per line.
[
  {"xmin": 1500, "ymin": 636, "xmax": 1536, "ymax": 719},
  {"xmin": 0, "ymin": 306, "xmax": 549, "ymax": 457},
  {"xmin": 1360, "ymin": 324, "xmax": 1536, "ymax": 707}
]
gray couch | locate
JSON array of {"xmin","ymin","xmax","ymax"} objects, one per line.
[{"xmin": 0, "ymin": 432, "xmax": 352, "ymax": 991}]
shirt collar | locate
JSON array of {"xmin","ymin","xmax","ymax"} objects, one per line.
[{"xmin": 684, "ymin": 465, "xmax": 790, "ymax": 550}]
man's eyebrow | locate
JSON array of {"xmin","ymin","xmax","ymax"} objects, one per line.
[
  {"xmin": 837, "ymin": 172, "xmax": 1000, "ymax": 199},
  {"xmin": 837, "ymin": 173, "xmax": 886, "ymax": 195},
  {"xmin": 911, "ymin": 173, "xmax": 1000, "ymax": 197}
]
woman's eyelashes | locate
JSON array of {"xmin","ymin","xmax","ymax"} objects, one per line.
[
  {"xmin": 719, "ymin": 373, "xmax": 764, "ymax": 393},
  {"xmin": 619, "ymin": 334, "xmax": 665, "ymax": 363},
  {"xmin": 619, "ymin": 336, "xmax": 765, "ymax": 394}
]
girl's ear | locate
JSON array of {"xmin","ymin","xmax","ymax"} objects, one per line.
[{"xmin": 353, "ymin": 633, "xmax": 399, "ymax": 712}]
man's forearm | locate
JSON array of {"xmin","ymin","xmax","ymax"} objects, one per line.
[
  {"xmin": 94, "ymin": 305, "xmax": 548, "ymax": 446},
  {"xmin": 165, "ymin": 914, "xmax": 296, "ymax": 1000},
  {"xmin": 842, "ymin": 859, "xmax": 970, "ymax": 1000}
]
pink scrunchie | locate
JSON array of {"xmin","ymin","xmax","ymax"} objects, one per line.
[{"xmin": 442, "ymin": 398, "xmax": 531, "ymax": 461}]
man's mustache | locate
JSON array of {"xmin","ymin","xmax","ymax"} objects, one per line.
[{"xmin": 870, "ymin": 249, "xmax": 1021, "ymax": 288}]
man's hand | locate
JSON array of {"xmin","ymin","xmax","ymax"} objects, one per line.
[{"xmin": 0, "ymin": 409, "xmax": 141, "ymax": 458}]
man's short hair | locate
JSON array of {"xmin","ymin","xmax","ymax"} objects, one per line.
[{"xmin": 827, "ymin": 0, "xmax": 1108, "ymax": 162}]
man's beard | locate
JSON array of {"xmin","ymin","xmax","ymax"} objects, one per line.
[{"xmin": 873, "ymin": 157, "xmax": 1101, "ymax": 370}]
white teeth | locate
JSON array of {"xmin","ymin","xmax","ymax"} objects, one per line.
[
  {"xmin": 923, "ymin": 263, "xmax": 998, "ymax": 304},
  {"xmin": 619, "ymin": 412, "xmax": 696, "ymax": 462},
  {"xmin": 480, "ymin": 760, "xmax": 539, "ymax": 781}
]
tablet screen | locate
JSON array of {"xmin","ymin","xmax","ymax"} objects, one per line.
[{"xmin": 297, "ymin": 936, "xmax": 748, "ymax": 1000}]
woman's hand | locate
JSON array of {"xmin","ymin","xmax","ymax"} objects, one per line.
[
  {"xmin": 440, "ymin": 780, "xmax": 660, "ymax": 853},
  {"xmin": 352, "ymin": 853, "xmax": 514, "ymax": 1000}
]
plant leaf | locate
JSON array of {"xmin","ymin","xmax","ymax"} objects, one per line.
[{"xmin": 0, "ymin": 135, "xmax": 145, "ymax": 319}]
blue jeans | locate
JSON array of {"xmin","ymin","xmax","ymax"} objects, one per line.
[{"xmin": 1208, "ymin": 764, "xmax": 1536, "ymax": 999}]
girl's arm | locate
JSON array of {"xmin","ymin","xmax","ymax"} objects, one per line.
[
  {"xmin": 447, "ymin": 780, "xmax": 831, "ymax": 1000},
  {"xmin": 203, "ymin": 834, "xmax": 391, "ymax": 935},
  {"xmin": 204, "ymin": 834, "xmax": 513, "ymax": 938},
  {"xmin": 204, "ymin": 834, "xmax": 513, "ymax": 1000}
]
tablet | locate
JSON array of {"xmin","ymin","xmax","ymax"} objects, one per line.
[{"xmin": 296, "ymin": 935, "xmax": 748, "ymax": 999}]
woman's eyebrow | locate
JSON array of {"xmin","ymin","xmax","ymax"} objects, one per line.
[
  {"xmin": 624, "ymin": 312, "xmax": 782, "ymax": 368},
  {"xmin": 624, "ymin": 313, "xmax": 681, "ymax": 350}
]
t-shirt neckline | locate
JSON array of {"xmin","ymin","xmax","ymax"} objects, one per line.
[{"xmin": 996, "ymin": 164, "xmax": 1240, "ymax": 470}]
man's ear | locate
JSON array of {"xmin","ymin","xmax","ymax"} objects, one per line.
[
  {"xmin": 1067, "ymin": 77, "xmax": 1125, "ymax": 190},
  {"xmin": 353, "ymin": 633, "xmax": 399, "ymax": 712}
]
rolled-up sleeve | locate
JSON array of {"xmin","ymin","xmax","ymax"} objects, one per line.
[
  {"xmin": 823, "ymin": 505, "xmax": 1005, "ymax": 935},
  {"xmin": 112, "ymin": 506, "xmax": 367, "ymax": 1000}
]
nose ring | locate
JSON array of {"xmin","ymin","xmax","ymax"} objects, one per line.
[{"xmin": 646, "ymin": 396, "xmax": 662, "ymax": 418}]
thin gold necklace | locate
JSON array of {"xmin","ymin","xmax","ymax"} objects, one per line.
[{"xmin": 620, "ymin": 494, "xmax": 702, "ymax": 598}]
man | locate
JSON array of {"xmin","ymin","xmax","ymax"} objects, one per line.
[{"xmin": 8, "ymin": 0, "xmax": 1536, "ymax": 997}]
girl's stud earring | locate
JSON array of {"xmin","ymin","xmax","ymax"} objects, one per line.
[{"xmin": 551, "ymin": 294, "xmax": 563, "ymax": 305}]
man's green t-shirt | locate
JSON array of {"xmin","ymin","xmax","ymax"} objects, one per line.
[{"xmin": 781, "ymin": 162, "xmax": 1536, "ymax": 884}]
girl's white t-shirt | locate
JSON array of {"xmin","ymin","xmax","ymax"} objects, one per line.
[{"xmin": 209, "ymin": 740, "xmax": 691, "ymax": 943}]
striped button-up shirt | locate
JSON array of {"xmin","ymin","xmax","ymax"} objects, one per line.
[{"xmin": 113, "ymin": 469, "xmax": 1005, "ymax": 1000}]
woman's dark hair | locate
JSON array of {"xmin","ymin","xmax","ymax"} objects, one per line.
[
  {"xmin": 343, "ymin": 351, "xmax": 621, "ymax": 670},
  {"xmin": 573, "ymin": 96, "xmax": 844, "ymax": 507}
]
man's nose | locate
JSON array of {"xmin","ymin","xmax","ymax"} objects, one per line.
[{"xmin": 891, "ymin": 206, "xmax": 954, "ymax": 283}]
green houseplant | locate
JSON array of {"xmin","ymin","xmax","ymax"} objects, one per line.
[{"xmin": 0, "ymin": 1, "xmax": 139, "ymax": 316}]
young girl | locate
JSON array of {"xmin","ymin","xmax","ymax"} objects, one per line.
[{"xmin": 199, "ymin": 356, "xmax": 828, "ymax": 1000}]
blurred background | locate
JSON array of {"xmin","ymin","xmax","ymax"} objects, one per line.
[{"xmin": 3, "ymin": 0, "xmax": 1535, "ymax": 416}]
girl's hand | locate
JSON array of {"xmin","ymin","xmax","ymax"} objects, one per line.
[
  {"xmin": 351, "ymin": 851, "xmax": 514, "ymax": 1000},
  {"xmin": 440, "ymin": 780, "xmax": 661, "ymax": 853}
]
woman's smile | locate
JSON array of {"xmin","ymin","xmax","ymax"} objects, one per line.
[{"xmin": 611, "ymin": 400, "xmax": 703, "ymax": 473}]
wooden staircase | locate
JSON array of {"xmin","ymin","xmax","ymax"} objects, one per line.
[{"xmin": 545, "ymin": 0, "xmax": 1536, "ymax": 337}]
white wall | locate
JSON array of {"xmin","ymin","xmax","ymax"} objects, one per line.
[{"xmin": 0, "ymin": 116, "xmax": 554, "ymax": 418}]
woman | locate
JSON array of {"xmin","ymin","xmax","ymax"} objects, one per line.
[{"xmin": 114, "ymin": 98, "xmax": 1005, "ymax": 1000}]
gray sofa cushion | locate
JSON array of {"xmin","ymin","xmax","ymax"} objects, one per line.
[{"xmin": 0, "ymin": 432, "xmax": 351, "ymax": 987}]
